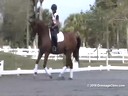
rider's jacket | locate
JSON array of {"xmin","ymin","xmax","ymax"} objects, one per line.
[{"xmin": 52, "ymin": 12, "xmax": 58, "ymax": 25}]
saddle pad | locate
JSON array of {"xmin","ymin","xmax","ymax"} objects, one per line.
[{"xmin": 57, "ymin": 32, "xmax": 64, "ymax": 42}]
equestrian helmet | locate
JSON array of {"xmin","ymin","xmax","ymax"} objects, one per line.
[{"xmin": 51, "ymin": 4, "xmax": 57, "ymax": 10}]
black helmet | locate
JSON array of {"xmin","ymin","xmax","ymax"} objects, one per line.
[{"xmin": 51, "ymin": 4, "xmax": 57, "ymax": 10}]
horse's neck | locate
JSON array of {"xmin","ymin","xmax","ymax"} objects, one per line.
[
  {"xmin": 38, "ymin": 28, "xmax": 49, "ymax": 39},
  {"xmin": 36, "ymin": 21, "xmax": 49, "ymax": 41}
]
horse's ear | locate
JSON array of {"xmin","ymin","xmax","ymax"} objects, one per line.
[
  {"xmin": 28, "ymin": 19, "xmax": 33, "ymax": 24},
  {"xmin": 28, "ymin": 19, "xmax": 37, "ymax": 26}
]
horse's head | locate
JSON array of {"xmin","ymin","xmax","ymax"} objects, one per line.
[
  {"xmin": 29, "ymin": 19, "xmax": 49, "ymax": 38},
  {"xmin": 29, "ymin": 19, "xmax": 38, "ymax": 36},
  {"xmin": 29, "ymin": 19, "xmax": 40, "ymax": 45}
]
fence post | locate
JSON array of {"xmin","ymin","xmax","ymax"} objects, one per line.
[
  {"xmin": 106, "ymin": 50, "xmax": 109, "ymax": 66},
  {"xmin": 122, "ymin": 50, "xmax": 125, "ymax": 63},
  {"xmin": 0, "ymin": 60, "xmax": 4, "ymax": 77},
  {"xmin": 88, "ymin": 52, "xmax": 91, "ymax": 63},
  {"xmin": 122, "ymin": 55, "xmax": 124, "ymax": 64},
  {"xmin": 88, "ymin": 48, "xmax": 91, "ymax": 63}
]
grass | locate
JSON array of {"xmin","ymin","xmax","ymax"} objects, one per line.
[
  {"xmin": 0, "ymin": 52, "xmax": 128, "ymax": 70},
  {"xmin": 0, "ymin": 51, "xmax": 66, "ymax": 70}
]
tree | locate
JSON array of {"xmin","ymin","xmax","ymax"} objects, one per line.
[
  {"xmin": 63, "ymin": 0, "xmax": 128, "ymax": 48},
  {"xmin": 2, "ymin": 0, "xmax": 28, "ymax": 47}
]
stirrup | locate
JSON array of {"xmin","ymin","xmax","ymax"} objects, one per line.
[{"xmin": 52, "ymin": 46, "xmax": 57, "ymax": 52}]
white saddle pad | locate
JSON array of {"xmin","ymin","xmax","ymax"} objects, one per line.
[
  {"xmin": 57, "ymin": 32, "xmax": 64, "ymax": 42},
  {"xmin": 49, "ymin": 31, "xmax": 64, "ymax": 42}
]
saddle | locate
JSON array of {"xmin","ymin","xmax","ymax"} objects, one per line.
[
  {"xmin": 49, "ymin": 30, "xmax": 64, "ymax": 42},
  {"xmin": 49, "ymin": 30, "xmax": 64, "ymax": 53}
]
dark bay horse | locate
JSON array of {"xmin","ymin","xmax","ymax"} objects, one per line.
[{"xmin": 30, "ymin": 20, "xmax": 81, "ymax": 79}]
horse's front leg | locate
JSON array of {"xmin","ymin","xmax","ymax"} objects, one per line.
[
  {"xmin": 43, "ymin": 52, "xmax": 52, "ymax": 79},
  {"xmin": 34, "ymin": 50, "xmax": 43, "ymax": 75}
]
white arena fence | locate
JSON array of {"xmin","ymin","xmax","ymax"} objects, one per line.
[
  {"xmin": 1, "ymin": 60, "xmax": 128, "ymax": 76},
  {"xmin": 1, "ymin": 47, "xmax": 128, "ymax": 63},
  {"xmin": 1, "ymin": 47, "xmax": 128, "ymax": 76}
]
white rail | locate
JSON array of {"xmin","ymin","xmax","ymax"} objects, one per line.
[
  {"xmin": 0, "ymin": 60, "xmax": 128, "ymax": 76},
  {"xmin": 1, "ymin": 47, "xmax": 128, "ymax": 62},
  {"xmin": 1, "ymin": 47, "xmax": 128, "ymax": 76}
]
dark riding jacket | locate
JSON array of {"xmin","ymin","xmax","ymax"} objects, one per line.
[{"xmin": 51, "ymin": 12, "xmax": 59, "ymax": 34}]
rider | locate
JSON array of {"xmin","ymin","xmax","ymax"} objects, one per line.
[{"xmin": 50, "ymin": 4, "xmax": 60, "ymax": 52}]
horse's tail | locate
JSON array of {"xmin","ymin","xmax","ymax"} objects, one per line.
[
  {"xmin": 76, "ymin": 34, "xmax": 81, "ymax": 49},
  {"xmin": 73, "ymin": 33, "xmax": 81, "ymax": 63}
]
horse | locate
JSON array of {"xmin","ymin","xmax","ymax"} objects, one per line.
[{"xmin": 29, "ymin": 19, "xmax": 81, "ymax": 79}]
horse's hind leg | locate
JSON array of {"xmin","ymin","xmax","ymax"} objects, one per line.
[
  {"xmin": 59, "ymin": 52, "xmax": 73, "ymax": 80},
  {"xmin": 58, "ymin": 52, "xmax": 71, "ymax": 78},
  {"xmin": 58, "ymin": 66, "xmax": 67, "ymax": 79},
  {"xmin": 73, "ymin": 48, "xmax": 79, "ymax": 62},
  {"xmin": 73, "ymin": 48, "xmax": 80, "ymax": 68},
  {"xmin": 43, "ymin": 53, "xmax": 52, "ymax": 79},
  {"xmin": 34, "ymin": 50, "xmax": 43, "ymax": 75},
  {"xmin": 69, "ymin": 55, "xmax": 73, "ymax": 80}
]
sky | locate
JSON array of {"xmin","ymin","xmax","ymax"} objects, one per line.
[{"xmin": 43, "ymin": 0, "xmax": 95, "ymax": 24}]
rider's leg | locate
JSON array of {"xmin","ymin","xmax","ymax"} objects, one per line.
[
  {"xmin": 52, "ymin": 34, "xmax": 57, "ymax": 51},
  {"xmin": 54, "ymin": 35, "xmax": 57, "ymax": 47},
  {"xmin": 54, "ymin": 28, "xmax": 58, "ymax": 49},
  {"xmin": 51, "ymin": 27, "xmax": 58, "ymax": 52}
]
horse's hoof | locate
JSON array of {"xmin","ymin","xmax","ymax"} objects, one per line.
[
  {"xmin": 49, "ymin": 75, "xmax": 52, "ymax": 79},
  {"xmin": 34, "ymin": 72, "xmax": 37, "ymax": 76},
  {"xmin": 58, "ymin": 76, "xmax": 65, "ymax": 80},
  {"xmin": 69, "ymin": 78, "xmax": 73, "ymax": 80}
]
